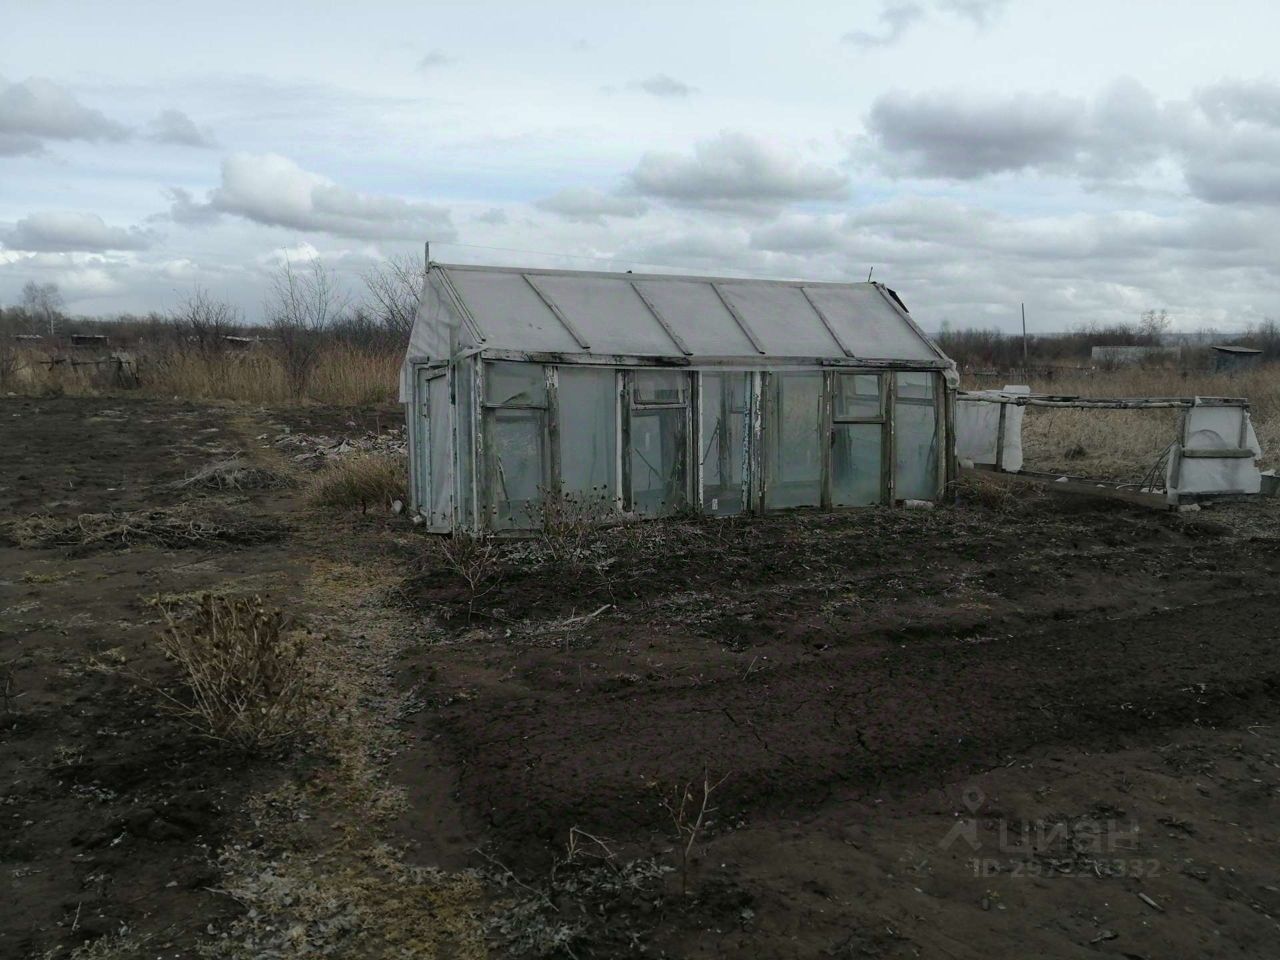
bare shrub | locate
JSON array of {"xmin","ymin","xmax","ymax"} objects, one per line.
[
  {"xmin": 524, "ymin": 486, "xmax": 614, "ymax": 565},
  {"xmin": 305, "ymin": 453, "xmax": 406, "ymax": 512},
  {"xmin": 153, "ymin": 593, "xmax": 321, "ymax": 752},
  {"xmin": 170, "ymin": 285, "xmax": 241, "ymax": 353},
  {"xmin": 657, "ymin": 767, "xmax": 729, "ymax": 895},
  {"xmin": 430, "ymin": 531, "xmax": 503, "ymax": 620}
]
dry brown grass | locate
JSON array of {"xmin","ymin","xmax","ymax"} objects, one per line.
[
  {"xmin": 304, "ymin": 452, "xmax": 407, "ymax": 512},
  {"xmin": 4, "ymin": 503, "xmax": 286, "ymax": 550},
  {"xmin": 970, "ymin": 364, "xmax": 1280, "ymax": 481},
  {"xmin": 5, "ymin": 343, "xmax": 400, "ymax": 405}
]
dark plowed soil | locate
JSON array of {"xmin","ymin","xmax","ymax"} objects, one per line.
[
  {"xmin": 9, "ymin": 395, "xmax": 1280, "ymax": 959},
  {"xmin": 401, "ymin": 496, "xmax": 1280, "ymax": 942}
]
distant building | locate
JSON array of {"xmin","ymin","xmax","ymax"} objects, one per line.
[
  {"xmin": 70, "ymin": 333, "xmax": 109, "ymax": 348},
  {"xmin": 1211, "ymin": 344, "xmax": 1262, "ymax": 374},
  {"xmin": 1090, "ymin": 345, "xmax": 1179, "ymax": 366}
]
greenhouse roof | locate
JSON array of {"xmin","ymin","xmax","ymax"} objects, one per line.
[{"xmin": 419, "ymin": 263, "xmax": 946, "ymax": 363}]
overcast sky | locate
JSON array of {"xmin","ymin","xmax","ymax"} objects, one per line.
[{"xmin": 3, "ymin": 0, "xmax": 1280, "ymax": 332}]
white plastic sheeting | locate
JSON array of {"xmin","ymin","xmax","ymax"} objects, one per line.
[
  {"xmin": 954, "ymin": 386, "xmax": 1029, "ymax": 472},
  {"xmin": 1169, "ymin": 401, "xmax": 1264, "ymax": 497}
]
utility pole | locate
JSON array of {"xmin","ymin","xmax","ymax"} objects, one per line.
[{"xmin": 1021, "ymin": 302, "xmax": 1028, "ymax": 380}]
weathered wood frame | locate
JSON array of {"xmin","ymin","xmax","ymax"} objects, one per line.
[{"xmin": 957, "ymin": 391, "xmax": 1255, "ymax": 506}]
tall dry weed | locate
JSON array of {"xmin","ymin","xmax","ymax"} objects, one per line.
[{"xmin": 974, "ymin": 364, "xmax": 1280, "ymax": 479}]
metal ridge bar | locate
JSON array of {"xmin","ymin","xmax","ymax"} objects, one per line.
[
  {"xmin": 710, "ymin": 282, "xmax": 767, "ymax": 355},
  {"xmin": 630, "ymin": 281, "xmax": 693, "ymax": 356},
  {"xmin": 799, "ymin": 286, "xmax": 856, "ymax": 358},
  {"xmin": 522, "ymin": 273, "xmax": 591, "ymax": 350}
]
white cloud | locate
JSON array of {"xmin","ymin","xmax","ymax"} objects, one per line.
[
  {"xmin": 1, "ymin": 211, "xmax": 154, "ymax": 252},
  {"xmin": 629, "ymin": 131, "xmax": 848, "ymax": 211},
  {"xmin": 170, "ymin": 153, "xmax": 456, "ymax": 241}
]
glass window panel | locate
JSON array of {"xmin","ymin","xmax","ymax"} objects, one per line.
[
  {"xmin": 832, "ymin": 423, "xmax": 882, "ymax": 506},
  {"xmin": 765, "ymin": 372, "xmax": 823, "ymax": 509},
  {"xmin": 701, "ymin": 373, "xmax": 750, "ymax": 516},
  {"xmin": 558, "ymin": 367, "xmax": 617, "ymax": 507},
  {"xmin": 486, "ymin": 409, "xmax": 547, "ymax": 529},
  {"xmin": 634, "ymin": 370, "xmax": 689, "ymax": 405},
  {"xmin": 894, "ymin": 372, "xmax": 938, "ymax": 501},
  {"xmin": 485, "ymin": 361, "xmax": 546, "ymax": 407},
  {"xmin": 833, "ymin": 373, "xmax": 883, "ymax": 420},
  {"xmin": 630, "ymin": 407, "xmax": 689, "ymax": 516}
]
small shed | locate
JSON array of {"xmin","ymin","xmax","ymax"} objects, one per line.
[
  {"xmin": 401, "ymin": 263, "xmax": 958, "ymax": 532},
  {"xmin": 1211, "ymin": 344, "xmax": 1262, "ymax": 374}
]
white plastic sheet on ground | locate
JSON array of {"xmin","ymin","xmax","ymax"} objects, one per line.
[{"xmin": 1169, "ymin": 401, "xmax": 1263, "ymax": 497}]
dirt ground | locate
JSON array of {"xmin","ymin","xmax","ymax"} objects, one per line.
[{"xmin": 3, "ymin": 395, "xmax": 1280, "ymax": 959}]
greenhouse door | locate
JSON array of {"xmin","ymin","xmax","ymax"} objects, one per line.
[
  {"xmin": 625, "ymin": 370, "xmax": 692, "ymax": 517},
  {"xmin": 829, "ymin": 372, "xmax": 886, "ymax": 507},
  {"xmin": 482, "ymin": 361, "xmax": 550, "ymax": 529}
]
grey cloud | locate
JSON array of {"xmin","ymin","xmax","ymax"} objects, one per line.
[
  {"xmin": 630, "ymin": 131, "xmax": 848, "ymax": 210},
  {"xmin": 938, "ymin": 0, "xmax": 1010, "ymax": 27},
  {"xmin": 844, "ymin": 2, "xmax": 926, "ymax": 49},
  {"xmin": 0, "ymin": 132, "xmax": 43, "ymax": 156},
  {"xmin": 474, "ymin": 207, "xmax": 509, "ymax": 226},
  {"xmin": 171, "ymin": 153, "xmax": 455, "ymax": 241},
  {"xmin": 0, "ymin": 77, "xmax": 129, "ymax": 143},
  {"xmin": 2, "ymin": 212, "xmax": 154, "ymax": 252},
  {"xmin": 863, "ymin": 77, "xmax": 1280, "ymax": 205},
  {"xmin": 148, "ymin": 109, "xmax": 217, "ymax": 148},
  {"xmin": 865, "ymin": 89, "xmax": 1086, "ymax": 179},
  {"xmin": 1196, "ymin": 79, "xmax": 1280, "ymax": 128},
  {"xmin": 844, "ymin": 0, "xmax": 1008, "ymax": 49},
  {"xmin": 749, "ymin": 217, "xmax": 843, "ymax": 253},
  {"xmin": 418, "ymin": 49, "xmax": 454, "ymax": 71},
  {"xmin": 163, "ymin": 186, "xmax": 223, "ymax": 224},
  {"xmin": 629, "ymin": 74, "xmax": 697, "ymax": 98},
  {"xmin": 535, "ymin": 187, "xmax": 648, "ymax": 224}
]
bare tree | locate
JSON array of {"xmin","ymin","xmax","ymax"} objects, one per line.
[
  {"xmin": 1139, "ymin": 309, "xmax": 1171, "ymax": 342},
  {"xmin": 170, "ymin": 286, "xmax": 241, "ymax": 353},
  {"xmin": 266, "ymin": 259, "xmax": 347, "ymax": 399},
  {"xmin": 361, "ymin": 253, "xmax": 425, "ymax": 339},
  {"xmin": 21, "ymin": 281, "xmax": 64, "ymax": 338}
]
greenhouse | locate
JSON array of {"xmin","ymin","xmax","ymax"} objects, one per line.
[{"xmin": 400, "ymin": 263, "xmax": 958, "ymax": 532}]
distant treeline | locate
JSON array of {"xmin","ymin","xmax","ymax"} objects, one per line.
[{"xmin": 936, "ymin": 314, "xmax": 1280, "ymax": 371}]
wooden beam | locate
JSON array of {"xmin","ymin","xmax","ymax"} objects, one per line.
[
  {"xmin": 630, "ymin": 281, "xmax": 693, "ymax": 356},
  {"xmin": 522, "ymin": 274, "xmax": 592, "ymax": 350},
  {"xmin": 710, "ymin": 282, "xmax": 767, "ymax": 355},
  {"xmin": 800, "ymin": 286, "xmax": 856, "ymax": 358}
]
